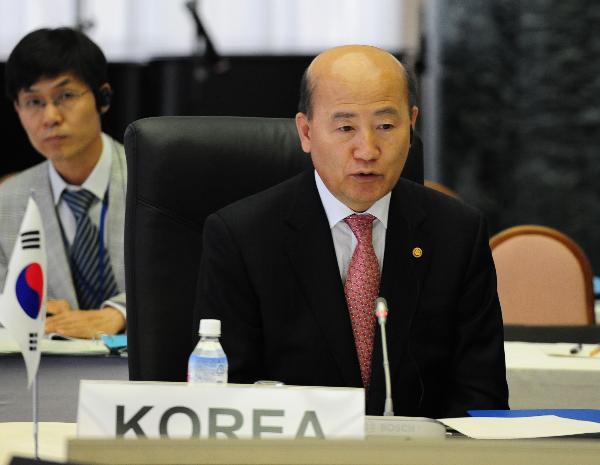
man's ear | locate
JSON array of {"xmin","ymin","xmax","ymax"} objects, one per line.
[
  {"xmin": 410, "ymin": 105, "xmax": 419, "ymax": 128},
  {"xmin": 295, "ymin": 112, "xmax": 312, "ymax": 154},
  {"xmin": 98, "ymin": 83, "xmax": 113, "ymax": 114}
]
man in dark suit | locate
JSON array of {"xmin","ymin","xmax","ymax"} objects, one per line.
[{"xmin": 196, "ymin": 45, "xmax": 508, "ymax": 417}]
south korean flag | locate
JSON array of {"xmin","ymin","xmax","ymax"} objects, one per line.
[{"xmin": 0, "ymin": 197, "xmax": 47, "ymax": 387}]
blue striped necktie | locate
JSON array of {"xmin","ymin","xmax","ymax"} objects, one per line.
[{"xmin": 62, "ymin": 189, "xmax": 118, "ymax": 309}]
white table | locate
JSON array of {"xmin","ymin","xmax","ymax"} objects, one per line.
[
  {"xmin": 0, "ymin": 354, "xmax": 128, "ymax": 422},
  {"xmin": 2, "ymin": 343, "xmax": 600, "ymax": 464},
  {"xmin": 3, "ymin": 343, "xmax": 600, "ymax": 422},
  {"xmin": 0, "ymin": 422, "xmax": 75, "ymax": 465},
  {"xmin": 505, "ymin": 342, "xmax": 600, "ymax": 409}
]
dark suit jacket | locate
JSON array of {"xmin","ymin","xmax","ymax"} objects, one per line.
[{"xmin": 196, "ymin": 170, "xmax": 508, "ymax": 418}]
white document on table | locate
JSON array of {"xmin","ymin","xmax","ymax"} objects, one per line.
[
  {"xmin": 540, "ymin": 343, "xmax": 600, "ymax": 359},
  {"xmin": 0, "ymin": 327, "xmax": 108, "ymax": 355},
  {"xmin": 439, "ymin": 415, "xmax": 600, "ymax": 439}
]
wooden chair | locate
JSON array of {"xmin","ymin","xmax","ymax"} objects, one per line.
[
  {"xmin": 490, "ymin": 225, "xmax": 595, "ymax": 325},
  {"xmin": 424, "ymin": 179, "xmax": 459, "ymax": 198}
]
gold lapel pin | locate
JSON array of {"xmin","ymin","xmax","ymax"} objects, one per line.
[{"xmin": 412, "ymin": 247, "xmax": 423, "ymax": 258}]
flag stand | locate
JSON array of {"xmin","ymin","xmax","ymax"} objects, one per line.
[{"xmin": 32, "ymin": 370, "xmax": 39, "ymax": 459}]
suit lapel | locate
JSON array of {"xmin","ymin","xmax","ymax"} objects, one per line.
[
  {"xmin": 283, "ymin": 171, "xmax": 362, "ymax": 387},
  {"xmin": 373, "ymin": 180, "xmax": 428, "ymax": 389},
  {"xmin": 32, "ymin": 165, "xmax": 78, "ymax": 307}
]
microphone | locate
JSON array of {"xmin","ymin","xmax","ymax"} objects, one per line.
[
  {"xmin": 367, "ymin": 299, "xmax": 445, "ymax": 438},
  {"xmin": 375, "ymin": 297, "xmax": 393, "ymax": 416}
]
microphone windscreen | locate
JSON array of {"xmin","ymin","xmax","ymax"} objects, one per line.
[{"xmin": 375, "ymin": 297, "xmax": 388, "ymax": 321}]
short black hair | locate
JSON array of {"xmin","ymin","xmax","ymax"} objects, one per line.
[
  {"xmin": 5, "ymin": 27, "xmax": 108, "ymax": 106},
  {"xmin": 297, "ymin": 68, "xmax": 314, "ymax": 118},
  {"xmin": 297, "ymin": 59, "xmax": 418, "ymax": 120}
]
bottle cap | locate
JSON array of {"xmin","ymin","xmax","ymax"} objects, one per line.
[{"xmin": 199, "ymin": 319, "xmax": 221, "ymax": 336}]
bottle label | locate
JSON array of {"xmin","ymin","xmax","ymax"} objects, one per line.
[{"xmin": 188, "ymin": 355, "xmax": 228, "ymax": 384}]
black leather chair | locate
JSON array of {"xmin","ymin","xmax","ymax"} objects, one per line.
[{"xmin": 124, "ymin": 116, "xmax": 424, "ymax": 381}]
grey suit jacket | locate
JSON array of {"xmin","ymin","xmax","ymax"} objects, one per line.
[{"xmin": 0, "ymin": 134, "xmax": 127, "ymax": 310}]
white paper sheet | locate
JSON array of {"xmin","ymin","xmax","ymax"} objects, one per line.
[{"xmin": 439, "ymin": 415, "xmax": 600, "ymax": 439}]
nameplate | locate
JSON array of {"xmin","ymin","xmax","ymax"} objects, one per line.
[{"xmin": 77, "ymin": 381, "xmax": 364, "ymax": 439}]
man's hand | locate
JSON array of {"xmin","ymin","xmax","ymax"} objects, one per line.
[
  {"xmin": 45, "ymin": 299, "xmax": 126, "ymax": 339},
  {"xmin": 47, "ymin": 299, "xmax": 73, "ymax": 315}
]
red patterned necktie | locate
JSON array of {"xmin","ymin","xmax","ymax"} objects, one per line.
[{"xmin": 344, "ymin": 213, "xmax": 380, "ymax": 392}]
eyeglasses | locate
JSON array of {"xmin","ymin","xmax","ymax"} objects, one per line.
[{"xmin": 17, "ymin": 89, "xmax": 90, "ymax": 116}]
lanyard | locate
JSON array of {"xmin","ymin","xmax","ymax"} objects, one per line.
[{"xmin": 96, "ymin": 191, "xmax": 109, "ymax": 305}]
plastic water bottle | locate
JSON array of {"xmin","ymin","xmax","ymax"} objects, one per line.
[{"xmin": 187, "ymin": 319, "xmax": 228, "ymax": 384}]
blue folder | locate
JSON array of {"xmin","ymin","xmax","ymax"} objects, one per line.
[{"xmin": 469, "ymin": 409, "xmax": 600, "ymax": 424}]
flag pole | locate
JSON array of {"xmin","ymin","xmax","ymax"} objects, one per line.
[
  {"xmin": 0, "ymin": 195, "xmax": 46, "ymax": 459},
  {"xmin": 33, "ymin": 369, "xmax": 39, "ymax": 459},
  {"xmin": 31, "ymin": 190, "xmax": 41, "ymax": 459}
]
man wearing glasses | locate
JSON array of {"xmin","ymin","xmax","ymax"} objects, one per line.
[{"xmin": 0, "ymin": 28, "xmax": 126, "ymax": 339}]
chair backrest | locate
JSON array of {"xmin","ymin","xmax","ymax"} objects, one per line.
[
  {"xmin": 124, "ymin": 116, "xmax": 424, "ymax": 381},
  {"xmin": 490, "ymin": 225, "xmax": 594, "ymax": 325},
  {"xmin": 424, "ymin": 179, "xmax": 459, "ymax": 198}
]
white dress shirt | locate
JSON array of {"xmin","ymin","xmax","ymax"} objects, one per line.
[
  {"xmin": 48, "ymin": 133, "xmax": 113, "ymax": 244},
  {"xmin": 314, "ymin": 170, "xmax": 390, "ymax": 283}
]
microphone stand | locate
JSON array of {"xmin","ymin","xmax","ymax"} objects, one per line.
[
  {"xmin": 367, "ymin": 301, "xmax": 446, "ymax": 438},
  {"xmin": 74, "ymin": 0, "xmax": 95, "ymax": 32},
  {"xmin": 184, "ymin": 0, "xmax": 229, "ymax": 81},
  {"xmin": 375, "ymin": 297, "xmax": 394, "ymax": 416}
]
